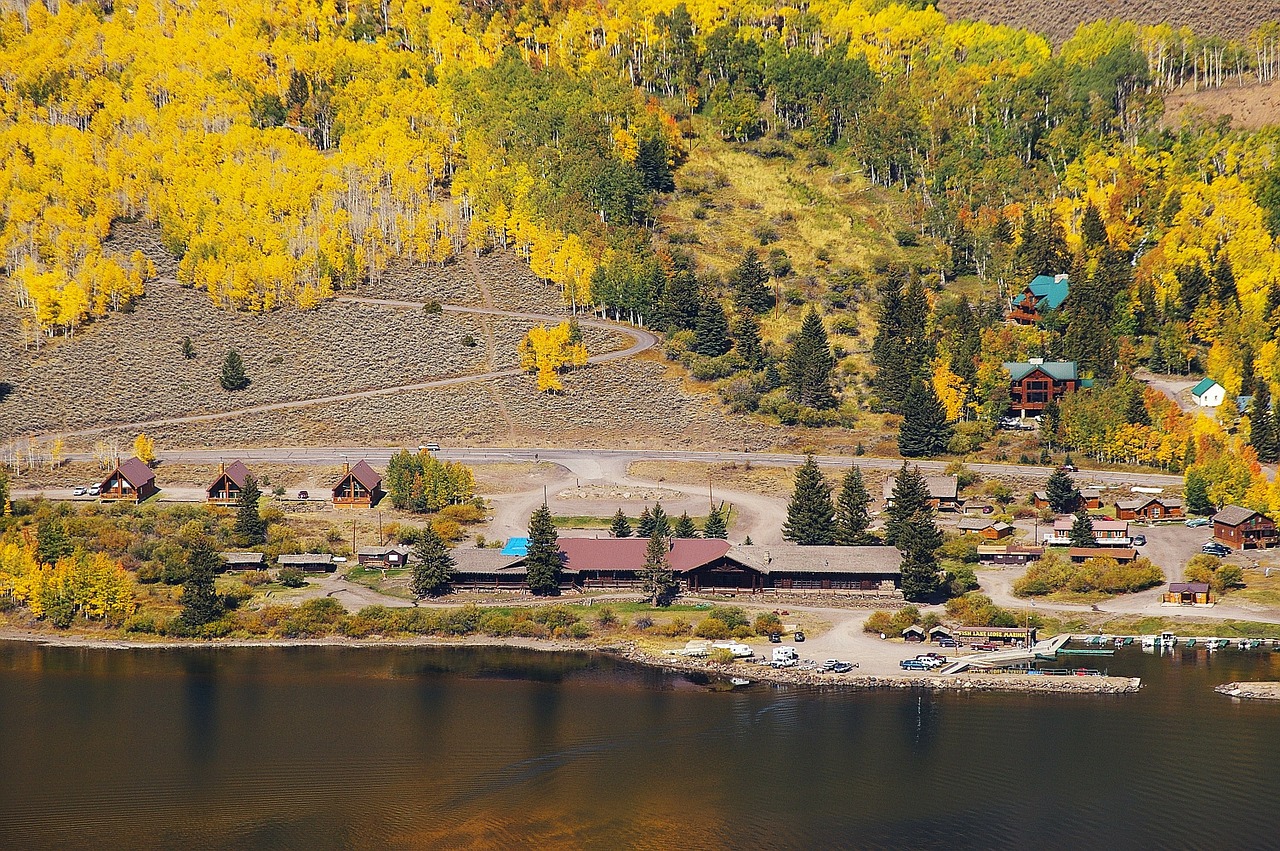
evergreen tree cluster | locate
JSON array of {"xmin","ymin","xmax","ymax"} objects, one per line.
[
  {"xmin": 233, "ymin": 474, "xmax": 266, "ymax": 545},
  {"xmin": 870, "ymin": 267, "xmax": 932, "ymax": 412},
  {"xmin": 784, "ymin": 307, "xmax": 838, "ymax": 410},
  {"xmin": 883, "ymin": 464, "xmax": 942, "ymax": 602},
  {"xmin": 1249, "ymin": 379, "xmax": 1280, "ymax": 463},
  {"xmin": 897, "ymin": 379, "xmax": 953, "ymax": 457}
]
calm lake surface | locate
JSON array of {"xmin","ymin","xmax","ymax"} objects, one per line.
[{"xmin": 2, "ymin": 641, "xmax": 1280, "ymax": 850}]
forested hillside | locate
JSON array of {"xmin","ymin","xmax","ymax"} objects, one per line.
[
  {"xmin": 938, "ymin": 0, "xmax": 1280, "ymax": 43},
  {"xmin": 5, "ymin": 0, "xmax": 1280, "ymax": 508}
]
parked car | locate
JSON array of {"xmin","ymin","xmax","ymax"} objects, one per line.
[
  {"xmin": 794, "ymin": 630, "xmax": 806, "ymax": 642},
  {"xmin": 72, "ymin": 486, "xmax": 86, "ymax": 496},
  {"xmin": 937, "ymin": 638, "xmax": 958, "ymax": 648},
  {"xmin": 970, "ymin": 642, "xmax": 999, "ymax": 651},
  {"xmin": 768, "ymin": 633, "xmax": 782, "ymax": 643},
  {"xmin": 297, "ymin": 490, "xmax": 309, "ymax": 500},
  {"xmin": 88, "ymin": 485, "xmax": 101, "ymax": 496},
  {"xmin": 419, "ymin": 442, "xmax": 441, "ymax": 452},
  {"xmin": 899, "ymin": 659, "xmax": 930, "ymax": 671},
  {"xmin": 831, "ymin": 662, "xmax": 855, "ymax": 674},
  {"xmin": 1059, "ymin": 464, "xmax": 1079, "ymax": 473},
  {"xmin": 1132, "ymin": 534, "xmax": 1147, "ymax": 546},
  {"xmin": 1202, "ymin": 543, "xmax": 1231, "ymax": 556},
  {"xmin": 1185, "ymin": 517, "xmax": 1212, "ymax": 528}
]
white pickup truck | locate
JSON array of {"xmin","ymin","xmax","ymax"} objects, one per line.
[{"xmin": 771, "ymin": 646, "xmax": 799, "ymax": 667}]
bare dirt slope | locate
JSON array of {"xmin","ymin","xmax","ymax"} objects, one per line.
[
  {"xmin": 938, "ymin": 0, "xmax": 1280, "ymax": 43},
  {"xmin": 1163, "ymin": 79, "xmax": 1280, "ymax": 130}
]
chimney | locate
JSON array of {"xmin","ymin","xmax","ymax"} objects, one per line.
[{"xmin": 343, "ymin": 461, "xmax": 350, "ymax": 474}]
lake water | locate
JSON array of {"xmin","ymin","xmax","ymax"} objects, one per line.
[{"xmin": 2, "ymin": 641, "xmax": 1280, "ymax": 850}]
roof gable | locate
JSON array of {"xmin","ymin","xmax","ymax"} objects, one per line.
[
  {"xmin": 115, "ymin": 457, "xmax": 155, "ymax": 487},
  {"xmin": 1213, "ymin": 504, "xmax": 1264, "ymax": 526},
  {"xmin": 1191, "ymin": 378, "xmax": 1222, "ymax": 397},
  {"xmin": 1014, "ymin": 275, "xmax": 1069, "ymax": 310},
  {"xmin": 213, "ymin": 460, "xmax": 251, "ymax": 489},
  {"xmin": 342, "ymin": 460, "xmax": 382, "ymax": 490},
  {"xmin": 1003, "ymin": 360, "xmax": 1078, "ymax": 382},
  {"xmin": 883, "ymin": 475, "xmax": 958, "ymax": 500}
]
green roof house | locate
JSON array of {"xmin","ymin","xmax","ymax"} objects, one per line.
[
  {"xmin": 1191, "ymin": 378, "xmax": 1225, "ymax": 408},
  {"xmin": 1009, "ymin": 273, "xmax": 1069, "ymax": 325},
  {"xmin": 1002, "ymin": 358, "xmax": 1080, "ymax": 414}
]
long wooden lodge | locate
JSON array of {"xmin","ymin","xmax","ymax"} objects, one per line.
[{"xmin": 450, "ymin": 538, "xmax": 903, "ymax": 595}]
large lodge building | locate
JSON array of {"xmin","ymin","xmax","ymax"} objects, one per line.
[{"xmin": 451, "ymin": 538, "xmax": 904, "ymax": 595}]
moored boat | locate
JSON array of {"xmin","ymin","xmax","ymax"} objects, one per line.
[{"xmin": 729, "ymin": 678, "xmax": 751, "ymax": 687}]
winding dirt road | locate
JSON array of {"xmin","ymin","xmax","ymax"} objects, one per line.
[{"xmin": 22, "ymin": 298, "xmax": 657, "ymax": 445}]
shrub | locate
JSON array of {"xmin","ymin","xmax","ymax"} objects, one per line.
[
  {"xmin": 694, "ymin": 617, "xmax": 731, "ymax": 639},
  {"xmin": 241, "ymin": 570, "xmax": 272, "ymax": 587},
  {"xmin": 632, "ymin": 615, "xmax": 654, "ymax": 630},
  {"xmin": 478, "ymin": 610, "xmax": 515, "ymax": 636},
  {"xmin": 567, "ymin": 621, "xmax": 592, "ymax": 640},
  {"xmin": 894, "ymin": 228, "xmax": 919, "ymax": 247},
  {"xmin": 1014, "ymin": 553, "xmax": 1164, "ymax": 596},
  {"xmin": 731, "ymin": 625, "xmax": 753, "ymax": 639},
  {"xmin": 706, "ymin": 606, "xmax": 749, "ymax": 629},
  {"xmin": 944, "ymin": 593, "xmax": 1032, "ymax": 627},
  {"xmin": 135, "ymin": 562, "xmax": 163, "ymax": 583},
  {"xmin": 513, "ymin": 619, "xmax": 550, "ymax": 638},
  {"xmin": 123, "ymin": 613, "xmax": 160, "ymax": 634},
  {"xmin": 864, "ymin": 610, "xmax": 894, "ymax": 634},
  {"xmin": 947, "ymin": 564, "xmax": 980, "ymax": 596},
  {"xmin": 279, "ymin": 597, "xmax": 345, "ymax": 637},
  {"xmin": 595, "ymin": 606, "xmax": 619, "ymax": 628},
  {"xmin": 422, "ymin": 299, "xmax": 443, "ymax": 313},
  {"xmin": 939, "ymin": 536, "xmax": 980, "ymax": 563},
  {"xmin": 708, "ymin": 647, "xmax": 736, "ymax": 665},
  {"xmin": 278, "ymin": 567, "xmax": 307, "ymax": 588},
  {"xmin": 440, "ymin": 503, "xmax": 486, "ymax": 524},
  {"xmin": 753, "ymin": 612, "xmax": 783, "ymax": 635},
  {"xmin": 656, "ymin": 617, "xmax": 692, "ymax": 637},
  {"xmin": 439, "ymin": 605, "xmax": 481, "ymax": 635}
]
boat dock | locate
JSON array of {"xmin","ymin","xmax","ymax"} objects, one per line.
[{"xmin": 939, "ymin": 634, "xmax": 1071, "ymax": 675}]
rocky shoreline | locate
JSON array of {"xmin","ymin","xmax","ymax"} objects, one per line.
[
  {"xmin": 0, "ymin": 629, "xmax": 1142, "ymax": 694},
  {"xmin": 615, "ymin": 647, "xmax": 1143, "ymax": 695},
  {"xmin": 1215, "ymin": 682, "xmax": 1280, "ymax": 700}
]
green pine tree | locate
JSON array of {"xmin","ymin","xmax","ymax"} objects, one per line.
[
  {"xmin": 641, "ymin": 528, "xmax": 679, "ymax": 606},
  {"xmin": 898, "ymin": 378, "xmax": 953, "ymax": 457},
  {"xmin": 609, "ymin": 509, "xmax": 633, "ymax": 538},
  {"xmin": 36, "ymin": 519, "xmax": 74, "ymax": 566},
  {"xmin": 525, "ymin": 504, "xmax": 563, "ymax": 595},
  {"xmin": 1249, "ymin": 380, "xmax": 1277, "ymax": 463},
  {"xmin": 1184, "ymin": 469, "xmax": 1213, "ymax": 515},
  {"xmin": 898, "ymin": 510, "xmax": 942, "ymax": 602},
  {"xmin": 179, "ymin": 537, "xmax": 224, "ymax": 629},
  {"xmin": 732, "ymin": 311, "xmax": 765, "ymax": 369},
  {"xmin": 649, "ymin": 502, "xmax": 671, "ymax": 538},
  {"xmin": 234, "ymin": 474, "xmax": 266, "ymax": 545},
  {"xmin": 703, "ymin": 503, "xmax": 728, "ymax": 539},
  {"xmin": 730, "ymin": 248, "xmax": 773, "ymax": 314},
  {"xmin": 784, "ymin": 306, "xmax": 838, "ymax": 409},
  {"xmin": 220, "ymin": 349, "xmax": 250, "ymax": 391},
  {"xmin": 1044, "ymin": 469, "xmax": 1079, "ymax": 514},
  {"xmin": 782, "ymin": 455, "xmax": 835, "ymax": 545},
  {"xmin": 884, "ymin": 463, "xmax": 933, "ymax": 548},
  {"xmin": 1068, "ymin": 508, "xmax": 1095, "ymax": 548},
  {"xmin": 673, "ymin": 511, "xmax": 698, "ymax": 538},
  {"xmin": 693, "ymin": 294, "xmax": 732, "ymax": 356},
  {"xmin": 636, "ymin": 506, "xmax": 654, "ymax": 539},
  {"xmin": 410, "ymin": 527, "xmax": 455, "ymax": 597},
  {"xmin": 834, "ymin": 466, "xmax": 873, "ymax": 546}
]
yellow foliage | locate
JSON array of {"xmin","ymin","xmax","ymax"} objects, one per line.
[
  {"xmin": 930, "ymin": 358, "xmax": 967, "ymax": 421},
  {"xmin": 133, "ymin": 434, "xmax": 156, "ymax": 465},
  {"xmin": 0, "ymin": 538, "xmax": 137, "ymax": 623},
  {"xmin": 518, "ymin": 321, "xmax": 588, "ymax": 393}
]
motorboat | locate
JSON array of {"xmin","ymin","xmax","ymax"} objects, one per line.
[
  {"xmin": 729, "ymin": 678, "xmax": 751, "ymax": 687},
  {"xmin": 1159, "ymin": 632, "xmax": 1177, "ymax": 649},
  {"xmin": 1141, "ymin": 635, "xmax": 1158, "ymax": 649}
]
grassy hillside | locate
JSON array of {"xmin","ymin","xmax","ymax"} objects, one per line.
[{"xmin": 938, "ymin": 0, "xmax": 1280, "ymax": 43}]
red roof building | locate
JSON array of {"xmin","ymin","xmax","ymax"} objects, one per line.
[
  {"xmin": 99, "ymin": 457, "xmax": 157, "ymax": 503},
  {"xmin": 333, "ymin": 460, "xmax": 383, "ymax": 508},
  {"xmin": 207, "ymin": 460, "xmax": 252, "ymax": 506}
]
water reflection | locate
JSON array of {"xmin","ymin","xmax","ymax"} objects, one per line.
[{"xmin": 2, "ymin": 643, "xmax": 1280, "ymax": 850}]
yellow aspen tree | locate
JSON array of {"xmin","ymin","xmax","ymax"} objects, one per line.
[{"xmin": 133, "ymin": 433, "xmax": 156, "ymax": 465}]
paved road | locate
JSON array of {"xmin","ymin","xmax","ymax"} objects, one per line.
[
  {"xmin": 20, "ymin": 297, "xmax": 658, "ymax": 445},
  {"xmin": 65, "ymin": 445, "xmax": 1183, "ymax": 488}
]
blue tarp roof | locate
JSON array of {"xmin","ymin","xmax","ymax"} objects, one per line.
[
  {"xmin": 500, "ymin": 537, "xmax": 529, "ymax": 556},
  {"xmin": 1013, "ymin": 274, "xmax": 1070, "ymax": 311}
]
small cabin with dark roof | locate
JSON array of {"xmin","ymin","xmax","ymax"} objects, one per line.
[
  {"xmin": 277, "ymin": 553, "xmax": 335, "ymax": 572},
  {"xmin": 99, "ymin": 457, "xmax": 158, "ymax": 503},
  {"xmin": 333, "ymin": 460, "xmax": 383, "ymax": 508},
  {"xmin": 207, "ymin": 461, "xmax": 252, "ymax": 506},
  {"xmin": 1163, "ymin": 582, "xmax": 1212, "ymax": 606},
  {"xmin": 220, "ymin": 552, "xmax": 265, "ymax": 571},
  {"xmin": 357, "ymin": 545, "xmax": 413, "ymax": 568},
  {"xmin": 957, "ymin": 517, "xmax": 1013, "ymax": 540},
  {"xmin": 883, "ymin": 475, "xmax": 961, "ymax": 512},
  {"xmin": 901, "ymin": 625, "xmax": 925, "ymax": 642}
]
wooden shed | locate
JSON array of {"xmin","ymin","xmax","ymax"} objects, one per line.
[
  {"xmin": 333, "ymin": 460, "xmax": 383, "ymax": 508},
  {"xmin": 928, "ymin": 625, "xmax": 953, "ymax": 644},
  {"xmin": 99, "ymin": 457, "xmax": 158, "ymax": 503},
  {"xmin": 278, "ymin": 553, "xmax": 335, "ymax": 573},
  {"xmin": 1163, "ymin": 582, "xmax": 1212, "ymax": 606},
  {"xmin": 901, "ymin": 625, "xmax": 925, "ymax": 642}
]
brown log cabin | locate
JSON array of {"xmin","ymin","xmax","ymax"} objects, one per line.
[
  {"xmin": 1003, "ymin": 359, "xmax": 1080, "ymax": 415},
  {"xmin": 1212, "ymin": 505, "xmax": 1278, "ymax": 550},
  {"xmin": 332, "ymin": 460, "xmax": 383, "ymax": 508},
  {"xmin": 207, "ymin": 460, "xmax": 252, "ymax": 506},
  {"xmin": 99, "ymin": 457, "xmax": 158, "ymax": 503}
]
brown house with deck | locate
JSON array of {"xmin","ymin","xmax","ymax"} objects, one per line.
[
  {"xmin": 333, "ymin": 460, "xmax": 383, "ymax": 508},
  {"xmin": 207, "ymin": 460, "xmax": 253, "ymax": 506},
  {"xmin": 957, "ymin": 517, "xmax": 1013, "ymax": 540},
  {"xmin": 1212, "ymin": 505, "xmax": 1278, "ymax": 550},
  {"xmin": 1003, "ymin": 359, "xmax": 1079, "ymax": 415},
  {"xmin": 99, "ymin": 457, "xmax": 158, "ymax": 503},
  {"xmin": 1114, "ymin": 496, "xmax": 1183, "ymax": 521}
]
